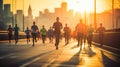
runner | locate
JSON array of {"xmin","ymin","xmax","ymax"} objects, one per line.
[
  {"xmin": 25, "ymin": 27, "xmax": 31, "ymax": 44},
  {"xmin": 75, "ymin": 19, "xmax": 84, "ymax": 50},
  {"xmin": 96, "ymin": 23, "xmax": 105, "ymax": 47},
  {"xmin": 13, "ymin": 24, "xmax": 20, "ymax": 44},
  {"xmin": 87, "ymin": 24, "xmax": 94, "ymax": 47},
  {"xmin": 47, "ymin": 26, "xmax": 54, "ymax": 43},
  {"xmin": 7, "ymin": 25, "xmax": 13, "ymax": 43},
  {"xmin": 31, "ymin": 21, "xmax": 39, "ymax": 46},
  {"xmin": 52, "ymin": 17, "xmax": 63, "ymax": 50},
  {"xmin": 63, "ymin": 24, "xmax": 71, "ymax": 45},
  {"xmin": 40, "ymin": 25, "xmax": 47, "ymax": 44}
]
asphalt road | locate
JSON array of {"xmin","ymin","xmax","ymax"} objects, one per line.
[{"xmin": 0, "ymin": 39, "xmax": 120, "ymax": 67}]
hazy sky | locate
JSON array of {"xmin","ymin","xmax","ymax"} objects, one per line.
[{"xmin": 3, "ymin": 0, "xmax": 119, "ymax": 17}]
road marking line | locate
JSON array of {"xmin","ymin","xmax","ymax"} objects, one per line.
[
  {"xmin": 9, "ymin": 55, "xmax": 18, "ymax": 59},
  {"xmin": 42, "ymin": 59, "xmax": 55, "ymax": 67},
  {"xmin": 19, "ymin": 51, "xmax": 56, "ymax": 67},
  {"xmin": 0, "ymin": 53, "xmax": 14, "ymax": 59}
]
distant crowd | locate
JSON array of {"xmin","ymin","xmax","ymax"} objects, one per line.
[{"xmin": 7, "ymin": 17, "xmax": 106, "ymax": 50}]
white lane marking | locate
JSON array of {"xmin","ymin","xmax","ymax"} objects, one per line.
[
  {"xmin": 42, "ymin": 59, "xmax": 55, "ymax": 67},
  {"xmin": 0, "ymin": 53, "xmax": 14, "ymax": 59},
  {"xmin": 19, "ymin": 51, "xmax": 55, "ymax": 67},
  {"xmin": 9, "ymin": 55, "xmax": 18, "ymax": 59}
]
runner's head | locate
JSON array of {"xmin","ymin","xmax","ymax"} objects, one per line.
[
  {"xmin": 42, "ymin": 25, "xmax": 45, "ymax": 28},
  {"xmin": 9, "ymin": 25, "xmax": 11, "ymax": 28},
  {"xmin": 65, "ymin": 24, "xmax": 67, "ymax": 27},
  {"xmin": 90, "ymin": 24, "xmax": 92, "ymax": 27},
  {"xmin": 15, "ymin": 24, "xmax": 17, "ymax": 27},
  {"xmin": 49, "ymin": 26, "xmax": 51, "ymax": 29},
  {"xmin": 56, "ymin": 17, "xmax": 59, "ymax": 22},
  {"xmin": 100, "ymin": 23, "xmax": 102, "ymax": 27},
  {"xmin": 27, "ymin": 27, "xmax": 29, "ymax": 30},
  {"xmin": 33, "ymin": 21, "xmax": 35, "ymax": 25},
  {"xmin": 79, "ymin": 19, "xmax": 83, "ymax": 24}
]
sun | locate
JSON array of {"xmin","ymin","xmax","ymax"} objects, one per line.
[{"xmin": 65, "ymin": 0, "xmax": 94, "ymax": 14}]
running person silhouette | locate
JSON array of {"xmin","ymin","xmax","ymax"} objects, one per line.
[
  {"xmin": 40, "ymin": 25, "xmax": 47, "ymax": 44},
  {"xmin": 52, "ymin": 17, "xmax": 63, "ymax": 50},
  {"xmin": 48, "ymin": 27, "xmax": 54, "ymax": 43},
  {"xmin": 14, "ymin": 24, "xmax": 20, "ymax": 44},
  {"xmin": 87, "ymin": 24, "xmax": 94, "ymax": 47},
  {"xmin": 7, "ymin": 25, "xmax": 13, "ymax": 43},
  {"xmin": 31, "ymin": 21, "xmax": 39, "ymax": 46},
  {"xmin": 96, "ymin": 23, "xmax": 105, "ymax": 47},
  {"xmin": 25, "ymin": 27, "xmax": 31, "ymax": 44},
  {"xmin": 75, "ymin": 19, "xmax": 84, "ymax": 51},
  {"xmin": 63, "ymin": 24, "xmax": 71, "ymax": 45}
]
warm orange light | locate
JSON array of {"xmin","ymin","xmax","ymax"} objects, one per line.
[
  {"xmin": 4, "ymin": 0, "xmax": 112, "ymax": 18},
  {"xmin": 65, "ymin": 0, "xmax": 94, "ymax": 14}
]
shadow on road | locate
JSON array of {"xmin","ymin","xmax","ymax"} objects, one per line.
[
  {"xmin": 71, "ymin": 43, "xmax": 96, "ymax": 57},
  {"xmin": 70, "ymin": 45, "xmax": 78, "ymax": 49},
  {"xmin": 82, "ymin": 46, "xmax": 96, "ymax": 57},
  {"xmin": 55, "ymin": 45, "xmax": 96, "ymax": 67},
  {"xmin": 0, "ymin": 50, "xmax": 55, "ymax": 67},
  {"xmin": 57, "ymin": 50, "xmax": 83, "ymax": 67}
]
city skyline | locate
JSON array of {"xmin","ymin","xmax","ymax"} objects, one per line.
[
  {"xmin": 1, "ymin": 0, "xmax": 120, "ymax": 31},
  {"xmin": 3, "ymin": 0, "xmax": 120, "ymax": 18}
]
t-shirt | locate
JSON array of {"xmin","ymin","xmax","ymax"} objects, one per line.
[
  {"xmin": 48, "ymin": 29, "xmax": 54, "ymax": 36},
  {"xmin": 87, "ymin": 27, "xmax": 94, "ymax": 35},
  {"xmin": 8, "ymin": 28, "xmax": 13, "ymax": 35},
  {"xmin": 63, "ymin": 26, "xmax": 70, "ymax": 35},
  {"xmin": 31, "ymin": 25, "xmax": 38, "ymax": 33},
  {"xmin": 75, "ymin": 22, "xmax": 84, "ymax": 37},
  {"xmin": 40, "ymin": 28, "xmax": 47, "ymax": 35},
  {"xmin": 14, "ymin": 27, "xmax": 19, "ymax": 35},
  {"xmin": 25, "ymin": 30, "xmax": 31, "ymax": 36},
  {"xmin": 97, "ymin": 27, "xmax": 105, "ymax": 35},
  {"xmin": 53, "ymin": 22, "xmax": 62, "ymax": 34},
  {"xmin": 75, "ymin": 23, "xmax": 83, "ymax": 34}
]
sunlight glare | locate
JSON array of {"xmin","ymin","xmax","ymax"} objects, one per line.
[{"xmin": 65, "ymin": 0, "xmax": 94, "ymax": 13}]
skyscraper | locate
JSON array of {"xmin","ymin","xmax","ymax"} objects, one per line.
[
  {"xmin": 2, "ymin": 4, "xmax": 12, "ymax": 29},
  {"xmin": 0, "ymin": 0, "xmax": 3, "ymax": 22},
  {"xmin": 28, "ymin": 5, "xmax": 32, "ymax": 17},
  {"xmin": 16, "ymin": 10, "xmax": 23, "ymax": 31},
  {"xmin": 61, "ymin": 2, "xmax": 67, "ymax": 13},
  {"xmin": 0, "ymin": 0, "xmax": 3, "ymax": 12},
  {"xmin": 4, "ymin": 4, "xmax": 11, "ymax": 17},
  {"xmin": 24, "ymin": 5, "xmax": 33, "ymax": 29}
]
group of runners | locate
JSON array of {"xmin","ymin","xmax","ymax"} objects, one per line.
[{"xmin": 7, "ymin": 17, "xmax": 105, "ymax": 50}]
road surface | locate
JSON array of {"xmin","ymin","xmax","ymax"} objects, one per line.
[{"xmin": 0, "ymin": 39, "xmax": 120, "ymax": 67}]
